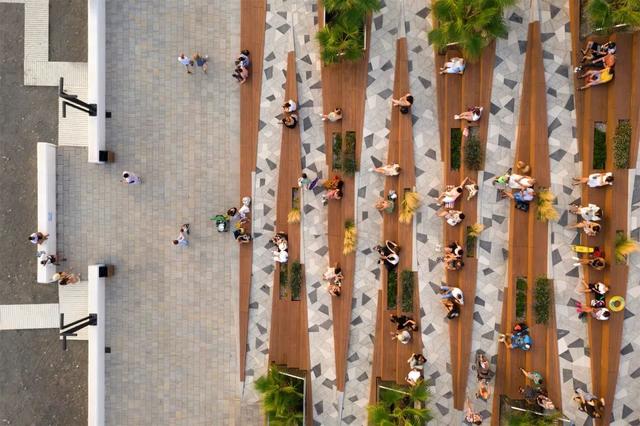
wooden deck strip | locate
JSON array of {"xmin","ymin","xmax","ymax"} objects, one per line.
[
  {"xmin": 370, "ymin": 35, "xmax": 424, "ymax": 397},
  {"xmin": 268, "ymin": 52, "xmax": 310, "ymax": 377},
  {"xmin": 318, "ymin": 7, "xmax": 371, "ymax": 392},
  {"xmin": 239, "ymin": 0, "xmax": 266, "ymax": 381},
  {"xmin": 434, "ymin": 45, "xmax": 495, "ymax": 409},
  {"xmin": 492, "ymin": 22, "xmax": 560, "ymax": 422},
  {"xmin": 568, "ymin": 10, "xmax": 640, "ymax": 423}
]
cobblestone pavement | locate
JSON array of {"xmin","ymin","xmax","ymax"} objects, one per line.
[{"xmin": 55, "ymin": 0, "xmax": 264, "ymax": 424}]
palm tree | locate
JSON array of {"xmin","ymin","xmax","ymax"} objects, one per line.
[
  {"xmin": 317, "ymin": 0, "xmax": 381, "ymax": 64},
  {"xmin": 428, "ymin": 0, "xmax": 517, "ymax": 61},
  {"xmin": 586, "ymin": 0, "xmax": 640, "ymax": 32},
  {"xmin": 254, "ymin": 365, "xmax": 304, "ymax": 424},
  {"xmin": 367, "ymin": 380, "xmax": 433, "ymax": 425}
]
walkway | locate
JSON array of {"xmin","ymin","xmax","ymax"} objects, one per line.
[{"xmin": 56, "ymin": 0, "xmax": 262, "ymax": 423}]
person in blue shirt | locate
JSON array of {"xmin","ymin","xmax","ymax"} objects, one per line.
[{"xmin": 498, "ymin": 323, "xmax": 532, "ymax": 351}]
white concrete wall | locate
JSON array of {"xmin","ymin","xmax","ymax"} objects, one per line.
[
  {"xmin": 87, "ymin": 0, "xmax": 106, "ymax": 163},
  {"xmin": 88, "ymin": 264, "xmax": 105, "ymax": 426},
  {"xmin": 37, "ymin": 142, "xmax": 56, "ymax": 283}
]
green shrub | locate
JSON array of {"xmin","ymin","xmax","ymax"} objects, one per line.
[
  {"xmin": 332, "ymin": 132, "xmax": 342, "ymax": 170},
  {"xmin": 429, "ymin": 0, "xmax": 517, "ymax": 61},
  {"xmin": 367, "ymin": 381, "xmax": 433, "ymax": 425},
  {"xmin": 387, "ymin": 269, "xmax": 397, "ymax": 310},
  {"xmin": 254, "ymin": 365, "xmax": 305, "ymax": 424},
  {"xmin": 507, "ymin": 409, "xmax": 564, "ymax": 426},
  {"xmin": 342, "ymin": 131, "xmax": 357, "ymax": 174},
  {"xmin": 593, "ymin": 126, "xmax": 606, "ymax": 169},
  {"xmin": 450, "ymin": 128, "xmax": 462, "ymax": 170},
  {"xmin": 279, "ymin": 262, "xmax": 288, "ymax": 298},
  {"xmin": 614, "ymin": 121, "xmax": 632, "ymax": 168},
  {"xmin": 401, "ymin": 270, "xmax": 414, "ymax": 313},
  {"xmin": 464, "ymin": 135, "xmax": 483, "ymax": 170},
  {"xmin": 586, "ymin": 0, "xmax": 640, "ymax": 33},
  {"xmin": 290, "ymin": 261, "xmax": 303, "ymax": 301},
  {"xmin": 516, "ymin": 277, "xmax": 527, "ymax": 321},
  {"xmin": 534, "ymin": 276, "xmax": 550, "ymax": 325}
]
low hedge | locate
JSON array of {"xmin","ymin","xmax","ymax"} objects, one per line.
[
  {"xmin": 279, "ymin": 262, "xmax": 288, "ymax": 298},
  {"xmin": 290, "ymin": 261, "xmax": 303, "ymax": 301},
  {"xmin": 464, "ymin": 135, "xmax": 483, "ymax": 170},
  {"xmin": 516, "ymin": 277, "xmax": 527, "ymax": 321},
  {"xmin": 450, "ymin": 128, "xmax": 462, "ymax": 170},
  {"xmin": 593, "ymin": 126, "xmax": 606, "ymax": 170},
  {"xmin": 387, "ymin": 270, "xmax": 398, "ymax": 310},
  {"xmin": 401, "ymin": 270, "xmax": 414, "ymax": 313},
  {"xmin": 614, "ymin": 121, "xmax": 631, "ymax": 169},
  {"xmin": 534, "ymin": 276, "xmax": 550, "ymax": 324},
  {"xmin": 343, "ymin": 131, "xmax": 357, "ymax": 175},
  {"xmin": 332, "ymin": 132, "xmax": 342, "ymax": 170}
]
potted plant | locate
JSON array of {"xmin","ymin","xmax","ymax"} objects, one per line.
[
  {"xmin": 367, "ymin": 381, "xmax": 433, "ymax": 425},
  {"xmin": 429, "ymin": 0, "xmax": 517, "ymax": 61},
  {"xmin": 254, "ymin": 364, "xmax": 305, "ymax": 424}
]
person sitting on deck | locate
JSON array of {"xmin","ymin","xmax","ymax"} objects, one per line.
[
  {"xmin": 322, "ymin": 179, "xmax": 344, "ymax": 204},
  {"xmin": 444, "ymin": 258, "xmax": 464, "ymax": 271},
  {"xmin": 577, "ymin": 279, "xmax": 609, "ymax": 299},
  {"xmin": 369, "ymin": 163, "xmax": 401, "ymax": 176},
  {"xmin": 391, "ymin": 93, "xmax": 414, "ymax": 115},
  {"xmin": 320, "ymin": 107, "xmax": 343, "ymax": 122},
  {"xmin": 323, "ymin": 264, "xmax": 343, "ymax": 282},
  {"xmin": 282, "ymin": 99, "xmax": 297, "ymax": 114},
  {"xmin": 454, "ymin": 106, "xmax": 483, "ymax": 122},
  {"xmin": 578, "ymin": 67, "xmax": 614, "ymax": 90},
  {"xmin": 464, "ymin": 398, "xmax": 483, "ymax": 424},
  {"xmin": 580, "ymin": 41, "xmax": 616, "ymax": 62},
  {"xmin": 439, "ymin": 285, "xmax": 464, "ymax": 305},
  {"xmin": 272, "ymin": 249, "xmax": 288, "ymax": 263},
  {"xmin": 502, "ymin": 187, "xmax": 535, "ymax": 212},
  {"xmin": 233, "ymin": 65, "xmax": 249, "ymax": 84},
  {"xmin": 568, "ymin": 220, "xmax": 602, "ymax": 237},
  {"xmin": 536, "ymin": 390, "xmax": 556, "ymax": 410},
  {"xmin": 465, "ymin": 179, "xmax": 479, "ymax": 200},
  {"xmin": 375, "ymin": 190, "xmax": 398, "ymax": 214},
  {"xmin": 572, "ymin": 255, "xmax": 606, "ymax": 270},
  {"xmin": 405, "ymin": 368, "xmax": 423, "ymax": 386},
  {"xmin": 408, "ymin": 353, "xmax": 427, "ymax": 369},
  {"xmin": 574, "ymin": 388, "xmax": 605, "ymax": 418},
  {"xmin": 575, "ymin": 49, "xmax": 616, "ymax": 73},
  {"xmin": 445, "ymin": 242, "xmax": 464, "ymax": 258},
  {"xmin": 520, "ymin": 368, "xmax": 544, "ymax": 386},
  {"xmin": 437, "ymin": 209, "xmax": 466, "ymax": 227},
  {"xmin": 569, "ymin": 203, "xmax": 602, "ymax": 221},
  {"xmin": 390, "ymin": 314, "xmax": 418, "ymax": 331},
  {"xmin": 328, "ymin": 281, "xmax": 342, "ymax": 297},
  {"xmin": 233, "ymin": 228, "xmax": 252, "ymax": 243},
  {"xmin": 436, "ymin": 177, "xmax": 469, "ymax": 208},
  {"xmin": 281, "ymin": 112, "xmax": 298, "ymax": 129},
  {"xmin": 572, "ymin": 172, "xmax": 614, "ymax": 187},
  {"xmin": 271, "ymin": 232, "xmax": 288, "ymax": 252},
  {"xmin": 440, "ymin": 57, "xmax": 466, "ymax": 75},
  {"xmin": 497, "ymin": 323, "xmax": 532, "ymax": 351},
  {"xmin": 576, "ymin": 300, "xmax": 611, "ymax": 320},
  {"xmin": 236, "ymin": 50, "xmax": 250, "ymax": 68},
  {"xmin": 441, "ymin": 298, "xmax": 460, "ymax": 320},
  {"xmin": 378, "ymin": 251, "xmax": 400, "ymax": 271},
  {"xmin": 390, "ymin": 329, "xmax": 412, "ymax": 344}
]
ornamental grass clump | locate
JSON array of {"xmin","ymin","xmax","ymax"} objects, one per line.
[
  {"xmin": 464, "ymin": 135, "xmax": 483, "ymax": 170},
  {"xmin": 287, "ymin": 208, "xmax": 301, "ymax": 224},
  {"xmin": 536, "ymin": 188, "xmax": 559, "ymax": 222},
  {"xmin": 615, "ymin": 231, "xmax": 639, "ymax": 263},
  {"xmin": 343, "ymin": 220, "xmax": 357, "ymax": 255},
  {"xmin": 534, "ymin": 276, "xmax": 551, "ymax": 325},
  {"xmin": 399, "ymin": 191, "xmax": 421, "ymax": 224},
  {"xmin": 468, "ymin": 223, "xmax": 485, "ymax": 238},
  {"xmin": 614, "ymin": 121, "xmax": 632, "ymax": 168}
]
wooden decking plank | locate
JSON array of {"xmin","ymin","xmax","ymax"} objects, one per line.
[
  {"xmin": 239, "ymin": 0, "xmax": 266, "ymax": 382},
  {"xmin": 318, "ymin": 6, "xmax": 371, "ymax": 392}
]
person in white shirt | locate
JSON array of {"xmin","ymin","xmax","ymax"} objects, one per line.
[
  {"xmin": 569, "ymin": 203, "xmax": 602, "ymax": 221},
  {"xmin": 437, "ymin": 209, "xmax": 465, "ymax": 226},
  {"xmin": 282, "ymin": 99, "xmax": 297, "ymax": 114},
  {"xmin": 273, "ymin": 249, "xmax": 288, "ymax": 263},
  {"xmin": 177, "ymin": 53, "xmax": 192, "ymax": 74},
  {"xmin": 172, "ymin": 224, "xmax": 190, "ymax": 247},
  {"xmin": 120, "ymin": 171, "xmax": 141, "ymax": 185},
  {"xmin": 572, "ymin": 172, "xmax": 614, "ymax": 187}
]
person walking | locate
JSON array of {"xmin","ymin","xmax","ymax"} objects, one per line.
[
  {"xmin": 178, "ymin": 53, "xmax": 193, "ymax": 74},
  {"xmin": 172, "ymin": 224, "xmax": 190, "ymax": 247},
  {"xmin": 192, "ymin": 52, "xmax": 208, "ymax": 73},
  {"xmin": 53, "ymin": 271, "xmax": 80, "ymax": 285},
  {"xmin": 29, "ymin": 232, "xmax": 49, "ymax": 245},
  {"xmin": 121, "ymin": 171, "xmax": 141, "ymax": 185}
]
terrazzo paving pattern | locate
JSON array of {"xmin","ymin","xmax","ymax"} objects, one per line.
[
  {"xmin": 343, "ymin": 1, "xmax": 401, "ymax": 423},
  {"xmin": 242, "ymin": 0, "xmax": 291, "ymax": 406},
  {"xmin": 541, "ymin": 0, "xmax": 593, "ymax": 421},
  {"xmin": 461, "ymin": 0, "xmax": 529, "ymax": 421}
]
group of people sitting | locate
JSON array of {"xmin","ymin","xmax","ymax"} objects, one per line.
[
  {"xmin": 576, "ymin": 41, "xmax": 616, "ymax": 90},
  {"xmin": 493, "ymin": 164, "xmax": 537, "ymax": 212},
  {"xmin": 498, "ymin": 322, "xmax": 532, "ymax": 351},
  {"xmin": 405, "ymin": 352, "xmax": 427, "ymax": 386},
  {"xmin": 518, "ymin": 368, "xmax": 556, "ymax": 411},
  {"xmin": 375, "ymin": 189, "xmax": 398, "ymax": 214},
  {"xmin": 439, "ymin": 283, "xmax": 464, "ymax": 319},
  {"xmin": 389, "ymin": 313, "xmax": 418, "ymax": 345},
  {"xmin": 569, "ymin": 201, "xmax": 603, "ymax": 239},
  {"xmin": 280, "ymin": 99, "xmax": 298, "ymax": 129},
  {"xmin": 271, "ymin": 232, "xmax": 289, "ymax": 264},
  {"xmin": 224, "ymin": 196, "xmax": 252, "ymax": 243},
  {"xmin": 323, "ymin": 263, "xmax": 344, "ymax": 296},
  {"xmin": 232, "ymin": 50, "xmax": 250, "ymax": 84},
  {"xmin": 576, "ymin": 279, "xmax": 611, "ymax": 320},
  {"xmin": 374, "ymin": 240, "xmax": 400, "ymax": 270},
  {"xmin": 572, "ymin": 246, "xmax": 606, "ymax": 270},
  {"xmin": 321, "ymin": 175, "xmax": 344, "ymax": 204},
  {"xmin": 440, "ymin": 57, "xmax": 466, "ymax": 75},
  {"xmin": 442, "ymin": 241, "xmax": 465, "ymax": 271},
  {"xmin": 436, "ymin": 177, "xmax": 478, "ymax": 210}
]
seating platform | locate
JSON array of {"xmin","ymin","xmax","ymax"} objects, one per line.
[{"xmin": 36, "ymin": 142, "xmax": 57, "ymax": 283}]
